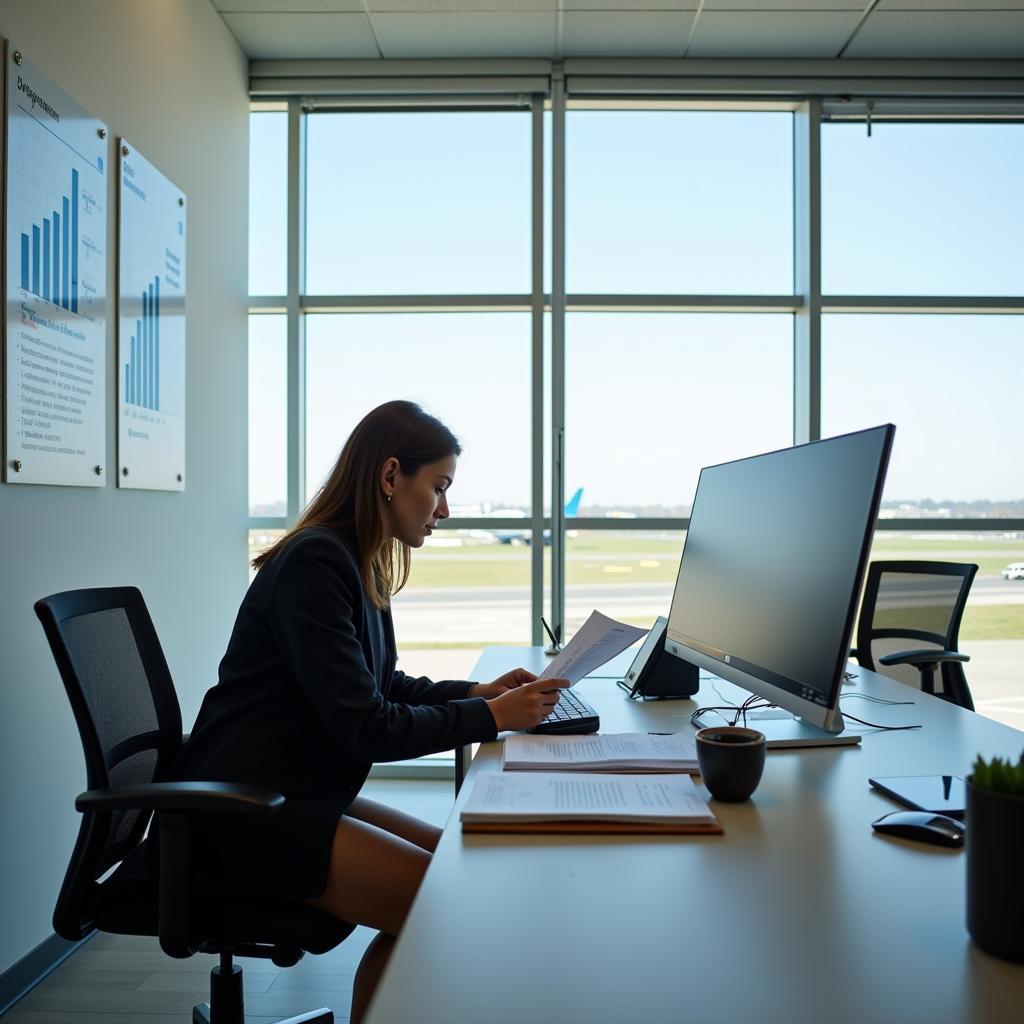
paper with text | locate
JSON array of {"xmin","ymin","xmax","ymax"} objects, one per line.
[
  {"xmin": 539, "ymin": 610, "xmax": 647, "ymax": 685},
  {"xmin": 460, "ymin": 771, "xmax": 713, "ymax": 825},
  {"xmin": 502, "ymin": 732, "xmax": 698, "ymax": 773}
]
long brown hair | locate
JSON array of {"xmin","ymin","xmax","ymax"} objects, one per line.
[{"xmin": 253, "ymin": 401, "xmax": 462, "ymax": 609}]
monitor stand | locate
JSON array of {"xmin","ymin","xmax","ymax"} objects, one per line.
[{"xmin": 743, "ymin": 709, "xmax": 862, "ymax": 749}]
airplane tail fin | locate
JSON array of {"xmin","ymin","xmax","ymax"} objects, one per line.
[{"xmin": 564, "ymin": 487, "xmax": 583, "ymax": 517}]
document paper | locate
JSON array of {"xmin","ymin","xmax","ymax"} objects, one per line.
[
  {"xmin": 460, "ymin": 771, "xmax": 714, "ymax": 825},
  {"xmin": 502, "ymin": 732, "xmax": 698, "ymax": 773},
  {"xmin": 539, "ymin": 610, "xmax": 647, "ymax": 684}
]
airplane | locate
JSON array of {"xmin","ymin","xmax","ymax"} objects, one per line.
[{"xmin": 488, "ymin": 487, "xmax": 584, "ymax": 545}]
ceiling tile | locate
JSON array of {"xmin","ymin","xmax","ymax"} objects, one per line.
[
  {"xmin": 563, "ymin": 12, "xmax": 696, "ymax": 56},
  {"xmin": 704, "ymin": 0, "xmax": 864, "ymax": 9},
  {"xmin": 370, "ymin": 12, "xmax": 557, "ymax": 57},
  {"xmin": 875, "ymin": 0, "xmax": 1024, "ymax": 9},
  {"xmin": 214, "ymin": 0, "xmax": 363, "ymax": 11},
  {"xmin": 221, "ymin": 12, "xmax": 380, "ymax": 58},
  {"xmin": 561, "ymin": 0, "xmax": 699, "ymax": 9},
  {"xmin": 687, "ymin": 11, "xmax": 861, "ymax": 56},
  {"xmin": 367, "ymin": 0, "xmax": 555, "ymax": 9},
  {"xmin": 845, "ymin": 11, "xmax": 1024, "ymax": 56}
]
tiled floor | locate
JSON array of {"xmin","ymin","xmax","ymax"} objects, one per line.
[{"xmin": 5, "ymin": 778, "xmax": 454, "ymax": 1024}]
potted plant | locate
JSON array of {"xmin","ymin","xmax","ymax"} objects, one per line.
[{"xmin": 966, "ymin": 751, "xmax": 1024, "ymax": 963}]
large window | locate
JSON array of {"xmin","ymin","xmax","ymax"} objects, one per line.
[{"xmin": 249, "ymin": 95, "xmax": 1024, "ymax": 751}]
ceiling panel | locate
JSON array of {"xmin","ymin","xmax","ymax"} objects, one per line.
[
  {"xmin": 367, "ymin": 0, "xmax": 556, "ymax": 10},
  {"xmin": 563, "ymin": 12, "xmax": 697, "ymax": 57},
  {"xmin": 561, "ymin": 0, "xmax": 699, "ymax": 9},
  {"xmin": 846, "ymin": 11, "xmax": 1024, "ymax": 57},
  {"xmin": 221, "ymin": 12, "xmax": 380, "ymax": 59},
  {"xmin": 687, "ymin": 11, "xmax": 861, "ymax": 56},
  {"xmin": 875, "ymin": 0, "xmax": 1024, "ymax": 9},
  {"xmin": 703, "ymin": 0, "xmax": 865, "ymax": 9},
  {"xmin": 214, "ymin": 0, "xmax": 363, "ymax": 11},
  {"xmin": 371, "ymin": 12, "xmax": 558, "ymax": 58}
]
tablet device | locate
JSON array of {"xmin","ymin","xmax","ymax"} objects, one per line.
[{"xmin": 868, "ymin": 775, "xmax": 966, "ymax": 817}]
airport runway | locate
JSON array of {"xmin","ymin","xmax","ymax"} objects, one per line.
[{"xmin": 391, "ymin": 576, "xmax": 1024, "ymax": 645}]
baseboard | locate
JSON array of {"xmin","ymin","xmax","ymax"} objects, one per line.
[{"xmin": 0, "ymin": 930, "xmax": 92, "ymax": 1017}]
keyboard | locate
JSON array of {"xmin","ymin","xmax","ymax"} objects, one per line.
[{"xmin": 528, "ymin": 687, "xmax": 600, "ymax": 735}]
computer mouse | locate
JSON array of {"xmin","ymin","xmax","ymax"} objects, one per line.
[{"xmin": 871, "ymin": 811, "xmax": 964, "ymax": 848}]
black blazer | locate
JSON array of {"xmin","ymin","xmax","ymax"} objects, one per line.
[{"xmin": 172, "ymin": 525, "xmax": 497, "ymax": 809}]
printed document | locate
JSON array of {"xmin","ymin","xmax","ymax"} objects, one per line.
[
  {"xmin": 539, "ymin": 610, "xmax": 647, "ymax": 684},
  {"xmin": 460, "ymin": 771, "xmax": 714, "ymax": 826},
  {"xmin": 502, "ymin": 732, "xmax": 698, "ymax": 773}
]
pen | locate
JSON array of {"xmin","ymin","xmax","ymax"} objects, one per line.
[{"xmin": 540, "ymin": 617, "xmax": 559, "ymax": 647}]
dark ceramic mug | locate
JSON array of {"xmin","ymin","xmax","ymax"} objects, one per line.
[{"xmin": 695, "ymin": 726, "xmax": 767, "ymax": 802}]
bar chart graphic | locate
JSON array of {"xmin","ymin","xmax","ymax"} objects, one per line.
[
  {"xmin": 118, "ymin": 139, "xmax": 186, "ymax": 491},
  {"xmin": 19, "ymin": 167, "xmax": 80, "ymax": 312},
  {"xmin": 4, "ymin": 48, "xmax": 107, "ymax": 487},
  {"xmin": 124, "ymin": 275, "xmax": 162, "ymax": 411}
]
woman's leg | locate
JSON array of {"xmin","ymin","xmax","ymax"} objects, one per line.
[
  {"xmin": 344, "ymin": 795, "xmax": 442, "ymax": 853},
  {"xmin": 306, "ymin": 816, "xmax": 430, "ymax": 1024}
]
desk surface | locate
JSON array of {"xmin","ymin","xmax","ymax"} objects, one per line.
[{"xmin": 366, "ymin": 648, "xmax": 1024, "ymax": 1024}]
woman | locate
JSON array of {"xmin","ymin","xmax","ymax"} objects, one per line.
[{"xmin": 173, "ymin": 400, "xmax": 567, "ymax": 1022}]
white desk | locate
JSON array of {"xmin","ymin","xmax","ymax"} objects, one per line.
[{"xmin": 366, "ymin": 649, "xmax": 1024, "ymax": 1024}]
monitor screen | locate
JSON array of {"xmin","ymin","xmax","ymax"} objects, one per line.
[{"xmin": 666, "ymin": 425, "xmax": 894, "ymax": 727}]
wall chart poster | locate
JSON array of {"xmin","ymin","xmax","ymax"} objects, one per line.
[
  {"xmin": 4, "ymin": 46, "xmax": 107, "ymax": 486},
  {"xmin": 117, "ymin": 140, "xmax": 186, "ymax": 491}
]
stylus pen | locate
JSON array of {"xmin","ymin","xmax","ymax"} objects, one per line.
[{"xmin": 540, "ymin": 616, "xmax": 560, "ymax": 647}]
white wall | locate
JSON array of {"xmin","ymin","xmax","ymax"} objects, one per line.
[{"xmin": 0, "ymin": 0, "xmax": 249, "ymax": 974}]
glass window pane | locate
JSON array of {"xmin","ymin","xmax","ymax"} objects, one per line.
[
  {"xmin": 566, "ymin": 530, "xmax": 686, "ymax": 638},
  {"xmin": 865, "ymin": 530, "xmax": 1024, "ymax": 731},
  {"xmin": 249, "ymin": 112, "xmax": 287, "ymax": 296},
  {"xmin": 305, "ymin": 313, "xmax": 531, "ymax": 508},
  {"xmin": 822, "ymin": 314, "xmax": 1024, "ymax": 513},
  {"xmin": 823, "ymin": 123, "xmax": 1024, "ymax": 296},
  {"xmin": 566, "ymin": 313, "xmax": 793, "ymax": 513},
  {"xmin": 248, "ymin": 314, "xmax": 287, "ymax": 517},
  {"xmin": 305, "ymin": 112, "xmax": 531, "ymax": 295},
  {"xmin": 567, "ymin": 111, "xmax": 793, "ymax": 294}
]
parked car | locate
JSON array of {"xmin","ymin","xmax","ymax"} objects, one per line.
[{"xmin": 1002, "ymin": 562, "xmax": 1024, "ymax": 580}]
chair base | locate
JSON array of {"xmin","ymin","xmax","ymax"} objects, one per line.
[
  {"xmin": 193, "ymin": 1002, "xmax": 333, "ymax": 1024},
  {"xmin": 192, "ymin": 957, "xmax": 334, "ymax": 1024}
]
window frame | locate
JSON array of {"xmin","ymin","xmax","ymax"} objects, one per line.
[{"xmin": 247, "ymin": 77, "xmax": 1024, "ymax": 774}]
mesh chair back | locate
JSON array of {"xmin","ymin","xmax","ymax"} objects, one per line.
[
  {"xmin": 855, "ymin": 561, "xmax": 977, "ymax": 703},
  {"xmin": 35, "ymin": 587, "xmax": 183, "ymax": 939}
]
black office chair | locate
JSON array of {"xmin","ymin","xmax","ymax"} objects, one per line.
[
  {"xmin": 851, "ymin": 561, "xmax": 978, "ymax": 711},
  {"xmin": 35, "ymin": 587, "xmax": 355, "ymax": 1024}
]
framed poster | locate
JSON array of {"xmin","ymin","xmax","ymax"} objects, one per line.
[
  {"xmin": 4, "ymin": 45, "xmax": 107, "ymax": 486},
  {"xmin": 117, "ymin": 139, "xmax": 186, "ymax": 491}
]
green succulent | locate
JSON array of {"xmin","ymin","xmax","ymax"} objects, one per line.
[{"xmin": 970, "ymin": 751, "xmax": 1024, "ymax": 797}]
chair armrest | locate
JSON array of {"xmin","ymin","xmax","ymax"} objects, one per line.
[
  {"xmin": 878, "ymin": 649, "xmax": 970, "ymax": 668},
  {"xmin": 75, "ymin": 781, "xmax": 284, "ymax": 816},
  {"xmin": 77, "ymin": 782, "xmax": 283, "ymax": 959}
]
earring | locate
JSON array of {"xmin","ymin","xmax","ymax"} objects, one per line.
[{"xmin": 385, "ymin": 494, "xmax": 391, "ymax": 504}]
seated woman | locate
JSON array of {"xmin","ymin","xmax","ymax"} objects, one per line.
[{"xmin": 173, "ymin": 400, "xmax": 568, "ymax": 1022}]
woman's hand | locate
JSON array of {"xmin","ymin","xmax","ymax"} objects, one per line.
[
  {"xmin": 470, "ymin": 667, "xmax": 538, "ymax": 700},
  {"xmin": 486, "ymin": 678, "xmax": 572, "ymax": 732}
]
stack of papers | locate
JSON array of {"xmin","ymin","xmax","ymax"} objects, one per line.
[
  {"xmin": 502, "ymin": 733, "xmax": 699, "ymax": 774},
  {"xmin": 460, "ymin": 771, "xmax": 721, "ymax": 834}
]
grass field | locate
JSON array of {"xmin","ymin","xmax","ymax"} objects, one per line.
[
  {"xmin": 252, "ymin": 529, "xmax": 1024, "ymax": 640},
  {"xmin": 401, "ymin": 531, "xmax": 1023, "ymax": 588}
]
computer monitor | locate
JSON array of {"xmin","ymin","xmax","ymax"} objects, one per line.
[{"xmin": 665, "ymin": 425, "xmax": 895, "ymax": 745}]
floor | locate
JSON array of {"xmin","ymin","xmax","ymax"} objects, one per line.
[{"xmin": 4, "ymin": 779, "xmax": 454, "ymax": 1024}]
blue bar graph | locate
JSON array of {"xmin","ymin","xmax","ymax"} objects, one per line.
[
  {"xmin": 43, "ymin": 218, "xmax": 50, "ymax": 301},
  {"xmin": 71, "ymin": 169, "xmax": 79, "ymax": 313},
  {"xmin": 125, "ymin": 274, "xmax": 162, "ymax": 411},
  {"xmin": 31, "ymin": 226, "xmax": 40, "ymax": 294},
  {"xmin": 18, "ymin": 166, "xmax": 80, "ymax": 310}
]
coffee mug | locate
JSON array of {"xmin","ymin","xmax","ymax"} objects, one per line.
[{"xmin": 695, "ymin": 726, "xmax": 767, "ymax": 802}]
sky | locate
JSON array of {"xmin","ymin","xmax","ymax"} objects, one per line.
[{"xmin": 248, "ymin": 110, "xmax": 1023, "ymax": 512}]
